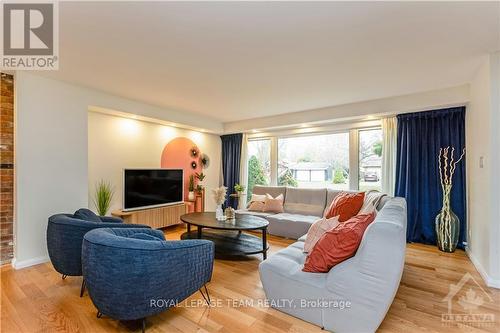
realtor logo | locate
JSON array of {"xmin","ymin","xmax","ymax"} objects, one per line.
[
  {"xmin": 1, "ymin": 1, "xmax": 59, "ymax": 69},
  {"xmin": 442, "ymin": 273, "xmax": 495, "ymax": 328}
]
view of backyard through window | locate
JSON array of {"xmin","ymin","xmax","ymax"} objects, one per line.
[
  {"xmin": 247, "ymin": 129, "xmax": 383, "ymax": 200},
  {"xmin": 359, "ymin": 128, "xmax": 383, "ymax": 191}
]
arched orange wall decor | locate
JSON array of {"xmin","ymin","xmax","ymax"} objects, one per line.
[{"xmin": 160, "ymin": 137, "xmax": 202, "ymax": 202}]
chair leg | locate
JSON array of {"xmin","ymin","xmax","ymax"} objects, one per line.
[
  {"xmin": 142, "ymin": 318, "xmax": 146, "ymax": 333},
  {"xmin": 80, "ymin": 279, "xmax": 86, "ymax": 297},
  {"xmin": 199, "ymin": 284, "xmax": 211, "ymax": 306},
  {"xmin": 62, "ymin": 274, "xmax": 67, "ymax": 280}
]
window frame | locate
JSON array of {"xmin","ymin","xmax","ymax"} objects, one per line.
[{"xmin": 247, "ymin": 123, "xmax": 382, "ymax": 192}]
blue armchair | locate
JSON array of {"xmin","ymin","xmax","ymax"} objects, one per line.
[
  {"xmin": 81, "ymin": 228, "xmax": 214, "ymax": 332},
  {"xmin": 47, "ymin": 209, "xmax": 150, "ymax": 296}
]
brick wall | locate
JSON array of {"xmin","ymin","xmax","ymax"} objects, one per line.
[{"xmin": 1, "ymin": 73, "xmax": 14, "ymax": 264}]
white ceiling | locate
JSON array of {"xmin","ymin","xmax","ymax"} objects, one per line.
[{"xmin": 41, "ymin": 1, "xmax": 499, "ymax": 123}]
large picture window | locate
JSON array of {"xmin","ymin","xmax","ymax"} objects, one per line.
[
  {"xmin": 277, "ymin": 133, "xmax": 349, "ymax": 190},
  {"xmin": 245, "ymin": 125, "xmax": 383, "ymax": 197},
  {"xmin": 247, "ymin": 139, "xmax": 271, "ymax": 200}
]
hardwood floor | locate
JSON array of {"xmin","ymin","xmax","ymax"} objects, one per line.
[{"xmin": 1, "ymin": 225, "xmax": 499, "ymax": 333}]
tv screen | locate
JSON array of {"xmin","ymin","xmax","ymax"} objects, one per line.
[{"xmin": 123, "ymin": 169, "xmax": 183, "ymax": 211}]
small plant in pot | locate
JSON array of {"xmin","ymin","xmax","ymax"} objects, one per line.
[
  {"xmin": 93, "ymin": 180, "xmax": 114, "ymax": 216},
  {"xmin": 195, "ymin": 172, "xmax": 206, "ymax": 187},
  {"xmin": 188, "ymin": 175, "xmax": 195, "ymax": 201},
  {"xmin": 234, "ymin": 183, "xmax": 245, "ymax": 195}
]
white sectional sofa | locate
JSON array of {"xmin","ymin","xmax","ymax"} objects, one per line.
[
  {"xmin": 237, "ymin": 185, "xmax": 391, "ymax": 239},
  {"xmin": 259, "ymin": 197, "xmax": 407, "ymax": 333}
]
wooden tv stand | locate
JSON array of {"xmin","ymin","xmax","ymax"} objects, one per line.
[{"xmin": 111, "ymin": 203, "xmax": 187, "ymax": 229}]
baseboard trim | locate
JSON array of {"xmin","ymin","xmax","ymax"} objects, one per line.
[
  {"xmin": 11, "ymin": 256, "xmax": 49, "ymax": 270},
  {"xmin": 465, "ymin": 247, "xmax": 500, "ymax": 289}
]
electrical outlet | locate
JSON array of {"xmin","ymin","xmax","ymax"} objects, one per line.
[{"xmin": 479, "ymin": 156, "xmax": 484, "ymax": 168}]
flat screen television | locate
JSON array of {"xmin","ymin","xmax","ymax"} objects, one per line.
[{"xmin": 123, "ymin": 169, "xmax": 184, "ymax": 211}]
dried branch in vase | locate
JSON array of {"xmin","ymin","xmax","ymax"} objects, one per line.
[{"xmin": 212, "ymin": 186, "xmax": 227, "ymax": 206}]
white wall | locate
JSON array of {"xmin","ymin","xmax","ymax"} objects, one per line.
[
  {"xmin": 88, "ymin": 112, "xmax": 221, "ymax": 213},
  {"xmin": 466, "ymin": 53, "xmax": 500, "ymax": 288},
  {"xmin": 14, "ymin": 72, "xmax": 223, "ymax": 268},
  {"xmin": 224, "ymin": 85, "xmax": 470, "ymax": 133}
]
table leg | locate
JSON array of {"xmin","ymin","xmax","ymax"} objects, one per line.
[
  {"xmin": 262, "ymin": 228, "xmax": 267, "ymax": 260},
  {"xmin": 187, "ymin": 223, "xmax": 191, "ymax": 233},
  {"xmin": 197, "ymin": 226, "xmax": 203, "ymax": 239}
]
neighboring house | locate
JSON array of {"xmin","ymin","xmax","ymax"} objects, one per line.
[{"xmin": 289, "ymin": 162, "xmax": 331, "ymax": 182}]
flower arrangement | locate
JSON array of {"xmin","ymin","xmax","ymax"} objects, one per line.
[
  {"xmin": 436, "ymin": 146, "xmax": 465, "ymax": 252},
  {"xmin": 212, "ymin": 186, "xmax": 227, "ymax": 220},
  {"xmin": 212, "ymin": 186, "xmax": 227, "ymax": 206}
]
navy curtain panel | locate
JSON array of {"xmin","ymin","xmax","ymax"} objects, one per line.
[
  {"xmin": 395, "ymin": 107, "xmax": 466, "ymax": 248},
  {"xmin": 220, "ymin": 133, "xmax": 243, "ymax": 208}
]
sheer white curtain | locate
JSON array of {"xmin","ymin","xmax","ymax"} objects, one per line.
[
  {"xmin": 381, "ymin": 117, "xmax": 397, "ymax": 196},
  {"xmin": 238, "ymin": 133, "xmax": 249, "ymax": 209}
]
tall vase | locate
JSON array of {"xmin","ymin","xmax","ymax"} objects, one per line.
[{"xmin": 435, "ymin": 184, "xmax": 460, "ymax": 252}]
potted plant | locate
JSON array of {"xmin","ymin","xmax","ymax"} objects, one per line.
[
  {"xmin": 195, "ymin": 172, "xmax": 206, "ymax": 187},
  {"xmin": 93, "ymin": 180, "xmax": 114, "ymax": 216},
  {"xmin": 234, "ymin": 183, "xmax": 245, "ymax": 195},
  {"xmin": 188, "ymin": 175, "xmax": 195, "ymax": 201},
  {"xmin": 196, "ymin": 184, "xmax": 204, "ymax": 194}
]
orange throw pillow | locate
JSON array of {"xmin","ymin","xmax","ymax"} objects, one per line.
[
  {"xmin": 324, "ymin": 191, "xmax": 365, "ymax": 222},
  {"xmin": 303, "ymin": 212, "xmax": 376, "ymax": 273}
]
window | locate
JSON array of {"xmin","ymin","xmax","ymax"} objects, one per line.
[
  {"xmin": 277, "ymin": 133, "xmax": 349, "ymax": 189},
  {"xmin": 359, "ymin": 128, "xmax": 382, "ymax": 191},
  {"xmin": 247, "ymin": 139, "xmax": 271, "ymax": 201}
]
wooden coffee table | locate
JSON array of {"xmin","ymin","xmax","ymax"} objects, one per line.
[{"xmin": 180, "ymin": 212, "xmax": 269, "ymax": 260}]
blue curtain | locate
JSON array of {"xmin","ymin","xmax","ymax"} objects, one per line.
[
  {"xmin": 395, "ymin": 107, "xmax": 466, "ymax": 248},
  {"xmin": 221, "ymin": 133, "xmax": 243, "ymax": 208}
]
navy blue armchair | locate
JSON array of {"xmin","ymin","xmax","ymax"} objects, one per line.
[
  {"xmin": 82, "ymin": 228, "xmax": 214, "ymax": 332},
  {"xmin": 47, "ymin": 209, "xmax": 150, "ymax": 296}
]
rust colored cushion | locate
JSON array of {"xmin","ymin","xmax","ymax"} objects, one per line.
[
  {"xmin": 303, "ymin": 212, "xmax": 376, "ymax": 273},
  {"xmin": 263, "ymin": 193, "xmax": 284, "ymax": 213},
  {"xmin": 324, "ymin": 191, "xmax": 365, "ymax": 222}
]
